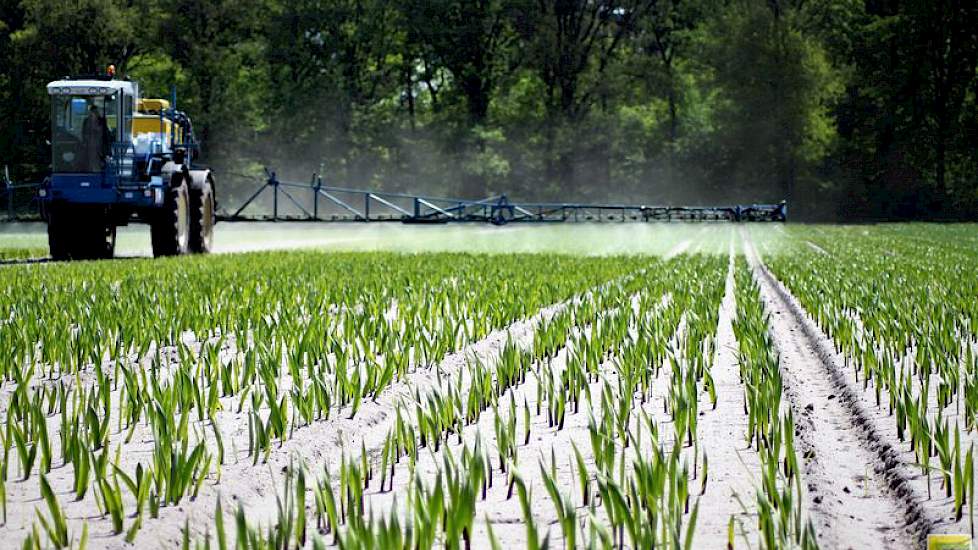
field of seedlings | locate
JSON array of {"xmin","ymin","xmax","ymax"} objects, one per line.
[{"xmin": 1, "ymin": 223, "xmax": 976, "ymax": 549}]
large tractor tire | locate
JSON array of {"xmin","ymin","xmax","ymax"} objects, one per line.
[
  {"xmin": 151, "ymin": 178, "xmax": 190, "ymax": 257},
  {"xmin": 47, "ymin": 205, "xmax": 73, "ymax": 261},
  {"xmin": 188, "ymin": 171, "xmax": 215, "ymax": 254},
  {"xmin": 77, "ymin": 217, "xmax": 116, "ymax": 260},
  {"xmin": 47, "ymin": 205, "xmax": 116, "ymax": 261}
]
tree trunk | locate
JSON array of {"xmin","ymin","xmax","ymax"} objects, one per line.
[
  {"xmin": 405, "ymin": 63, "xmax": 416, "ymax": 131},
  {"xmin": 461, "ymin": 75, "xmax": 490, "ymax": 125},
  {"xmin": 667, "ymin": 88, "xmax": 678, "ymax": 145},
  {"xmin": 936, "ymin": 112, "xmax": 947, "ymax": 201}
]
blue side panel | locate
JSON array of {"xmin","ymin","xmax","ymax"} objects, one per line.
[{"xmin": 45, "ymin": 173, "xmax": 159, "ymax": 207}]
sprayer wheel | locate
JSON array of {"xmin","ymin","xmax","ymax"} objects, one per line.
[
  {"xmin": 188, "ymin": 176, "xmax": 215, "ymax": 253},
  {"xmin": 151, "ymin": 179, "xmax": 190, "ymax": 257}
]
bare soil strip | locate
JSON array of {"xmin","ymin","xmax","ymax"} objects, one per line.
[
  {"xmin": 693, "ymin": 239, "xmax": 761, "ymax": 547},
  {"xmin": 744, "ymin": 236, "xmax": 925, "ymax": 549},
  {"xmin": 805, "ymin": 240, "xmax": 829, "ymax": 255},
  {"xmin": 665, "ymin": 239, "xmax": 692, "ymax": 259}
]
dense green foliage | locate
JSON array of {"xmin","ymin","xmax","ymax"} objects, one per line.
[{"xmin": 1, "ymin": 0, "xmax": 976, "ymax": 220}]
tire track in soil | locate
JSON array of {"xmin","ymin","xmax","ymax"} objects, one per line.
[{"xmin": 743, "ymin": 234, "xmax": 921, "ymax": 550}]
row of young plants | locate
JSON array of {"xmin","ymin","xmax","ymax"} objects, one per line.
[
  {"xmin": 768, "ymin": 227, "xmax": 977, "ymax": 529},
  {"xmin": 0, "ymin": 246, "xmax": 47, "ymax": 261},
  {"xmin": 147, "ymin": 255, "xmax": 663, "ymax": 549},
  {"xmin": 0, "ymin": 252, "xmax": 647, "ymax": 382},
  {"xmin": 2, "ymin": 252, "xmax": 649, "ymax": 546},
  {"xmin": 177, "ymin": 254, "xmax": 741, "ymax": 549},
  {"xmin": 563, "ymin": 256, "xmax": 726, "ymax": 548},
  {"xmin": 732, "ymin": 258, "xmax": 818, "ymax": 549},
  {"xmin": 14, "ymin": 245, "xmax": 825, "ymax": 548}
]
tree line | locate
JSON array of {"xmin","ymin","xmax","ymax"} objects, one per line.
[{"xmin": 1, "ymin": 0, "xmax": 977, "ymax": 220}]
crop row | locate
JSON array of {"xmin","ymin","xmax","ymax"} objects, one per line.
[
  {"xmin": 769, "ymin": 226, "xmax": 977, "ymax": 532},
  {"xmin": 6, "ymin": 240, "xmax": 851, "ymax": 548},
  {"xmin": 172, "ymin": 254, "xmax": 741, "ymax": 549},
  {"xmin": 733, "ymin": 258, "xmax": 817, "ymax": 549},
  {"xmin": 1, "ymin": 252, "xmax": 649, "ymax": 546}
]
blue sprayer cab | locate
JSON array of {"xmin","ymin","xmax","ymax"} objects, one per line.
[{"xmin": 41, "ymin": 72, "xmax": 215, "ymax": 260}]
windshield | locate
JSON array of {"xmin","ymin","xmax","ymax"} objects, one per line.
[{"xmin": 52, "ymin": 94, "xmax": 118, "ymax": 172}]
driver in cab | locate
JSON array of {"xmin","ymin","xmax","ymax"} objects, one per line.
[{"xmin": 82, "ymin": 101, "xmax": 112, "ymax": 170}]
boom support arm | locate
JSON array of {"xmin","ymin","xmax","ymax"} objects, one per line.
[{"xmin": 223, "ymin": 169, "xmax": 787, "ymax": 224}]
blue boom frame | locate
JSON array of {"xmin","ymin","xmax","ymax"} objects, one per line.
[{"xmin": 224, "ymin": 169, "xmax": 787, "ymax": 224}]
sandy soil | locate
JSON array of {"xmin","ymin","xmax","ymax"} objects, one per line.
[
  {"xmin": 753, "ymin": 240, "xmax": 978, "ymax": 545},
  {"xmin": 347, "ymin": 281, "xmax": 675, "ymax": 547},
  {"xmin": 0, "ymin": 235, "xmax": 761, "ymax": 549},
  {"xmin": 745, "ymin": 234, "xmax": 925, "ymax": 549},
  {"xmin": 692, "ymin": 240, "xmax": 761, "ymax": 547},
  {"xmin": 30, "ymin": 265, "xmax": 650, "ymax": 548},
  {"xmin": 323, "ymin": 243, "xmax": 762, "ymax": 549}
]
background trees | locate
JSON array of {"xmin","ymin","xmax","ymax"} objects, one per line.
[{"xmin": 1, "ymin": 0, "xmax": 976, "ymax": 220}]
